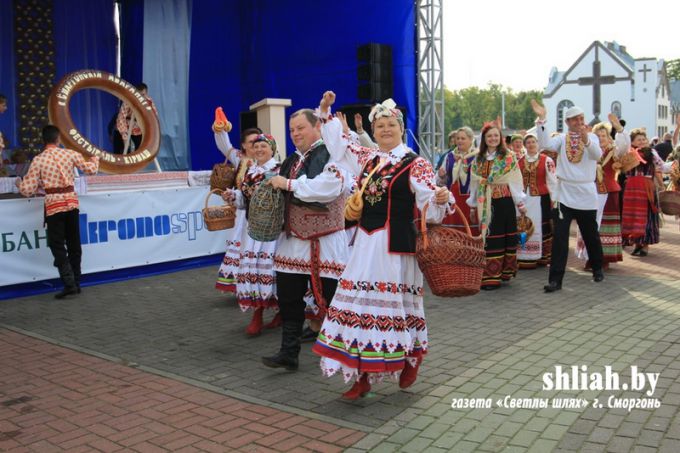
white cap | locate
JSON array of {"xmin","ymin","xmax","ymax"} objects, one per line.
[{"xmin": 564, "ymin": 106, "xmax": 584, "ymax": 119}]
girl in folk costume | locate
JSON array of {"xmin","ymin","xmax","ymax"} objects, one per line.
[
  {"xmin": 576, "ymin": 115, "xmax": 630, "ymax": 268},
  {"xmin": 436, "ymin": 127, "xmax": 480, "ymax": 235},
  {"xmin": 517, "ymin": 134, "xmax": 556, "ymax": 268},
  {"xmin": 621, "ymin": 130, "xmax": 665, "ymax": 257},
  {"xmin": 467, "ymin": 123, "xmax": 527, "ymax": 289},
  {"xmin": 222, "ymin": 134, "xmax": 282, "ymax": 336},
  {"xmin": 212, "ymin": 110, "xmax": 266, "ymax": 327},
  {"xmin": 314, "ymin": 91, "xmax": 453, "ymax": 400}
]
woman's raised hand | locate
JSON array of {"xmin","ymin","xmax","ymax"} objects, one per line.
[{"xmin": 320, "ymin": 91, "xmax": 336, "ymax": 114}]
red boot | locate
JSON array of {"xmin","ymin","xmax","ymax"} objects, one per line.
[
  {"xmin": 342, "ymin": 374, "xmax": 371, "ymax": 400},
  {"xmin": 264, "ymin": 312, "xmax": 282, "ymax": 329},
  {"xmin": 245, "ymin": 308, "xmax": 264, "ymax": 337},
  {"xmin": 399, "ymin": 358, "xmax": 421, "ymax": 389}
]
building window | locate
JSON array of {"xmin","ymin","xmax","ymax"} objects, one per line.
[
  {"xmin": 611, "ymin": 101, "xmax": 622, "ymax": 119},
  {"xmin": 556, "ymin": 100, "xmax": 574, "ymax": 133}
]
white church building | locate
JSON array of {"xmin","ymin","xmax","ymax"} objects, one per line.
[{"xmin": 543, "ymin": 41, "xmax": 673, "ymax": 138}]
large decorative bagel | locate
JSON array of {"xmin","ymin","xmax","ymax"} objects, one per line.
[{"xmin": 48, "ymin": 70, "xmax": 161, "ymax": 174}]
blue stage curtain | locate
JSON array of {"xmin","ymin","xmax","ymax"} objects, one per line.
[
  {"xmin": 186, "ymin": 0, "xmax": 417, "ymax": 170},
  {"xmin": 143, "ymin": 0, "xmax": 192, "ymax": 171},
  {"xmin": 0, "ymin": 4, "xmax": 18, "ymax": 148},
  {"xmin": 120, "ymin": 0, "xmax": 144, "ymax": 84},
  {"xmin": 187, "ymin": 0, "xmax": 242, "ymax": 172},
  {"xmin": 53, "ymin": 0, "xmax": 118, "ymax": 152}
]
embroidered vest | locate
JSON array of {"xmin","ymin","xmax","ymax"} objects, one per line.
[
  {"xmin": 359, "ymin": 153, "xmax": 418, "ymax": 254},
  {"xmin": 519, "ymin": 154, "xmax": 549, "ymax": 196},
  {"xmin": 280, "ymin": 143, "xmax": 345, "ymax": 240},
  {"xmin": 478, "ymin": 159, "xmax": 512, "ymax": 199},
  {"xmin": 595, "ymin": 148, "xmax": 622, "ymax": 194}
]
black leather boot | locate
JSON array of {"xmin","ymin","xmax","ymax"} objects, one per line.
[
  {"xmin": 55, "ymin": 265, "xmax": 78, "ymax": 299},
  {"xmin": 262, "ymin": 321, "xmax": 302, "ymax": 371}
]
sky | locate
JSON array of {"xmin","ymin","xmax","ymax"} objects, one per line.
[{"xmin": 442, "ymin": 0, "xmax": 680, "ymax": 92}]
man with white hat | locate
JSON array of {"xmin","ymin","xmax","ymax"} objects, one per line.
[{"xmin": 531, "ymin": 101, "xmax": 604, "ymax": 292}]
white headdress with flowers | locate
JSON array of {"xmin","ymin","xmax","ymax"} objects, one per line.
[{"xmin": 368, "ymin": 98, "xmax": 403, "ymax": 126}]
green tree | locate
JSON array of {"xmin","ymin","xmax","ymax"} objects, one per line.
[
  {"xmin": 444, "ymin": 84, "xmax": 543, "ymax": 135},
  {"xmin": 667, "ymin": 58, "xmax": 680, "ymax": 80}
]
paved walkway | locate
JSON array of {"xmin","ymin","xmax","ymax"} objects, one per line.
[{"xmin": 1, "ymin": 219, "xmax": 679, "ymax": 452}]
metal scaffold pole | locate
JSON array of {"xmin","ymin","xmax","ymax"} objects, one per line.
[{"xmin": 416, "ymin": 0, "xmax": 444, "ymax": 164}]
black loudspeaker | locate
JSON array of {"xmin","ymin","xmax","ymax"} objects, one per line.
[
  {"xmin": 240, "ymin": 110, "xmax": 258, "ymax": 132},
  {"xmin": 357, "ymin": 43, "xmax": 393, "ymax": 102},
  {"xmin": 338, "ymin": 103, "xmax": 407, "ymax": 142}
]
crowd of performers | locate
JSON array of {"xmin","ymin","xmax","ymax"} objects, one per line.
[{"xmin": 209, "ymin": 92, "xmax": 680, "ymax": 400}]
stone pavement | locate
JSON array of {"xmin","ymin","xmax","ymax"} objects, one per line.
[{"xmin": 1, "ymin": 219, "xmax": 679, "ymax": 452}]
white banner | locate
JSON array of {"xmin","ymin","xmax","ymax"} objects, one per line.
[{"xmin": 1, "ymin": 187, "xmax": 232, "ymax": 286}]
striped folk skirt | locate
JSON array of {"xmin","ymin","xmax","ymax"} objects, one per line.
[{"xmin": 483, "ymin": 197, "xmax": 518, "ymax": 287}]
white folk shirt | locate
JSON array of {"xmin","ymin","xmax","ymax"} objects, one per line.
[{"xmin": 536, "ymin": 120, "xmax": 602, "ymax": 210}]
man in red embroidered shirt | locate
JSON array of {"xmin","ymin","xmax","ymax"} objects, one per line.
[{"xmin": 17, "ymin": 125, "xmax": 99, "ymax": 298}]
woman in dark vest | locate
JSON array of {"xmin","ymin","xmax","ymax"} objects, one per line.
[{"xmin": 313, "ymin": 91, "xmax": 453, "ymax": 400}]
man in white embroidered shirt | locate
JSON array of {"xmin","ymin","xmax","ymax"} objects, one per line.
[
  {"xmin": 531, "ymin": 101, "xmax": 604, "ymax": 292},
  {"xmin": 261, "ymin": 108, "xmax": 349, "ymax": 371}
]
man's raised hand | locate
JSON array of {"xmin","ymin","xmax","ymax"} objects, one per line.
[{"xmin": 530, "ymin": 100, "xmax": 546, "ymax": 120}]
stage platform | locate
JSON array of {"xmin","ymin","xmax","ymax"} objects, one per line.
[{"xmin": 0, "ymin": 170, "xmax": 232, "ymax": 299}]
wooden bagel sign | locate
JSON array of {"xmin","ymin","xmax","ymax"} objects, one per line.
[{"xmin": 48, "ymin": 70, "xmax": 161, "ymax": 174}]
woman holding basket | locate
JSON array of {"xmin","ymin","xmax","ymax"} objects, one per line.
[
  {"xmin": 222, "ymin": 134, "xmax": 282, "ymax": 336},
  {"xmin": 313, "ymin": 91, "xmax": 453, "ymax": 400},
  {"xmin": 214, "ymin": 113, "xmax": 261, "ymax": 295}
]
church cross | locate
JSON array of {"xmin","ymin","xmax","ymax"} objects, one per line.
[
  {"xmin": 578, "ymin": 60, "xmax": 616, "ymax": 121},
  {"xmin": 638, "ymin": 64, "xmax": 652, "ymax": 83}
]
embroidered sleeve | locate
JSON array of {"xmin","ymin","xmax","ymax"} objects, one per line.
[
  {"xmin": 289, "ymin": 162, "xmax": 344, "ymax": 203},
  {"xmin": 320, "ymin": 116, "xmax": 373, "ymax": 175},
  {"xmin": 409, "ymin": 157, "xmax": 449, "ymax": 223}
]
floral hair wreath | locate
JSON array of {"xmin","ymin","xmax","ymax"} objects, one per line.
[
  {"xmin": 368, "ymin": 98, "xmax": 404, "ymax": 127},
  {"xmin": 253, "ymin": 133, "xmax": 277, "ymax": 152}
]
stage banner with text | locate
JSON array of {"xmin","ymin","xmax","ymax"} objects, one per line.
[{"xmin": 1, "ymin": 187, "xmax": 234, "ymax": 286}]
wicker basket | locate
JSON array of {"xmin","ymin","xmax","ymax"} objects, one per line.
[
  {"xmin": 202, "ymin": 189, "xmax": 236, "ymax": 231},
  {"xmin": 416, "ymin": 203, "xmax": 485, "ymax": 297},
  {"xmin": 210, "ymin": 158, "xmax": 236, "ymax": 191},
  {"xmin": 248, "ymin": 179, "xmax": 285, "ymax": 242},
  {"xmin": 516, "ymin": 213, "xmax": 535, "ymax": 238},
  {"xmin": 659, "ymin": 190, "xmax": 680, "ymax": 216}
]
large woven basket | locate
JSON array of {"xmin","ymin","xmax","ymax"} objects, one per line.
[
  {"xmin": 248, "ymin": 179, "xmax": 285, "ymax": 242},
  {"xmin": 202, "ymin": 189, "xmax": 236, "ymax": 231},
  {"xmin": 210, "ymin": 159, "xmax": 236, "ymax": 191},
  {"xmin": 659, "ymin": 190, "xmax": 680, "ymax": 216},
  {"xmin": 416, "ymin": 203, "xmax": 485, "ymax": 297}
]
